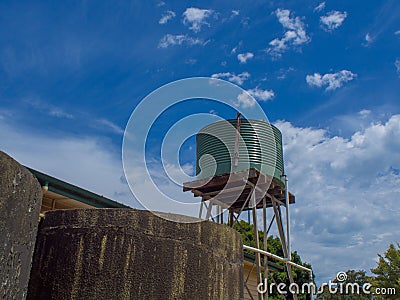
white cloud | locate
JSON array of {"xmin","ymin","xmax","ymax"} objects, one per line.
[
  {"xmin": 277, "ymin": 67, "xmax": 295, "ymax": 80},
  {"xmin": 395, "ymin": 30, "xmax": 400, "ymax": 35},
  {"xmin": 363, "ymin": 33, "xmax": 373, "ymax": 46},
  {"xmin": 0, "ymin": 118, "xmax": 137, "ymax": 207},
  {"xmin": 158, "ymin": 34, "xmax": 206, "ymax": 48},
  {"xmin": 395, "ymin": 58, "xmax": 400, "ymax": 77},
  {"xmin": 0, "ymin": 117, "xmax": 199, "ymax": 214},
  {"xmin": 235, "ymin": 87, "xmax": 275, "ymax": 108},
  {"xmin": 231, "ymin": 10, "xmax": 240, "ymax": 17},
  {"xmin": 320, "ymin": 11, "xmax": 347, "ymax": 31},
  {"xmin": 237, "ymin": 52, "xmax": 254, "ymax": 64},
  {"xmin": 247, "ymin": 87, "xmax": 275, "ymax": 101},
  {"xmin": 330, "ymin": 109, "xmax": 375, "ymax": 136},
  {"xmin": 231, "ymin": 41, "xmax": 243, "ymax": 54},
  {"xmin": 182, "ymin": 7, "xmax": 214, "ymax": 32},
  {"xmin": 95, "ymin": 118, "xmax": 124, "ymax": 135},
  {"xmin": 314, "ymin": 2, "xmax": 326, "ymax": 12},
  {"xmin": 267, "ymin": 9, "xmax": 310, "ymax": 58},
  {"xmin": 211, "ymin": 71, "xmax": 250, "ymax": 85},
  {"xmin": 159, "ymin": 10, "xmax": 176, "ymax": 24},
  {"xmin": 185, "ymin": 58, "xmax": 197, "ymax": 65},
  {"xmin": 235, "ymin": 92, "xmax": 256, "ymax": 108},
  {"xmin": 275, "ymin": 114, "xmax": 400, "ymax": 283},
  {"xmin": 306, "ymin": 70, "xmax": 357, "ymax": 90},
  {"xmin": 48, "ymin": 108, "xmax": 74, "ymax": 119},
  {"xmin": 358, "ymin": 109, "xmax": 371, "ymax": 118},
  {"xmin": 2, "ymin": 104, "xmax": 399, "ymax": 284},
  {"xmin": 24, "ymin": 97, "xmax": 74, "ymax": 119}
]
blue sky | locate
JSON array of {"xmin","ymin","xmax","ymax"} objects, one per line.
[{"xmin": 0, "ymin": 0, "xmax": 399, "ymax": 285}]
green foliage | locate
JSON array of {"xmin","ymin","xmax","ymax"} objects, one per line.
[
  {"xmin": 370, "ymin": 243, "xmax": 400, "ymax": 299},
  {"xmin": 316, "ymin": 270, "xmax": 372, "ymax": 300},
  {"xmin": 233, "ymin": 220, "xmax": 313, "ymax": 300},
  {"xmin": 317, "ymin": 243, "xmax": 400, "ymax": 299},
  {"xmin": 233, "ymin": 220, "xmax": 399, "ymax": 300}
]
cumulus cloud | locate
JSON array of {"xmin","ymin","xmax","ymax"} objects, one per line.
[
  {"xmin": 267, "ymin": 9, "xmax": 310, "ymax": 58},
  {"xmin": 159, "ymin": 10, "xmax": 176, "ymax": 24},
  {"xmin": 211, "ymin": 71, "xmax": 250, "ymax": 85},
  {"xmin": 314, "ymin": 2, "xmax": 326, "ymax": 12},
  {"xmin": 247, "ymin": 87, "xmax": 275, "ymax": 101},
  {"xmin": 182, "ymin": 7, "xmax": 214, "ymax": 32},
  {"xmin": 235, "ymin": 87, "xmax": 275, "ymax": 108},
  {"xmin": 320, "ymin": 11, "xmax": 347, "ymax": 31},
  {"xmin": 2, "ymin": 103, "xmax": 399, "ymax": 285},
  {"xmin": 158, "ymin": 34, "xmax": 206, "ymax": 48},
  {"xmin": 237, "ymin": 52, "xmax": 254, "ymax": 64},
  {"xmin": 235, "ymin": 92, "xmax": 256, "ymax": 108},
  {"xmin": 275, "ymin": 114, "xmax": 400, "ymax": 283},
  {"xmin": 395, "ymin": 58, "xmax": 400, "ymax": 77},
  {"xmin": 306, "ymin": 70, "xmax": 357, "ymax": 90}
]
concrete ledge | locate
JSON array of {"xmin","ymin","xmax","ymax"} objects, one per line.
[
  {"xmin": 28, "ymin": 209, "xmax": 244, "ymax": 299},
  {"xmin": 0, "ymin": 151, "xmax": 42, "ymax": 299}
]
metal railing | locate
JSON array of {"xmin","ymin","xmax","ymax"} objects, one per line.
[{"xmin": 243, "ymin": 245, "xmax": 314, "ymax": 299}]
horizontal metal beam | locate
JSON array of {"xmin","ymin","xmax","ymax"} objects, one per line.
[{"xmin": 243, "ymin": 245, "xmax": 312, "ymax": 273}]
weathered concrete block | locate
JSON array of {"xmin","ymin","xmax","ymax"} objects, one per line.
[
  {"xmin": 0, "ymin": 151, "xmax": 42, "ymax": 299},
  {"xmin": 28, "ymin": 209, "xmax": 243, "ymax": 300}
]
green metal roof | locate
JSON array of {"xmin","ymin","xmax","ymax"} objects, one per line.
[
  {"xmin": 244, "ymin": 251, "xmax": 284, "ymax": 272},
  {"xmin": 27, "ymin": 167, "xmax": 130, "ymax": 209}
]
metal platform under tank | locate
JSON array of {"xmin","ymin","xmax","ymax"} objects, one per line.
[{"xmin": 183, "ymin": 168, "xmax": 295, "ymax": 212}]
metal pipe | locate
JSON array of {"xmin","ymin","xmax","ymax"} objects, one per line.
[
  {"xmin": 262, "ymin": 196, "xmax": 268, "ymax": 300},
  {"xmin": 243, "ymin": 245, "xmax": 312, "ymax": 273},
  {"xmin": 250, "ymin": 190, "xmax": 263, "ymax": 300},
  {"xmin": 198, "ymin": 202, "xmax": 203, "ymax": 218},
  {"xmin": 234, "ymin": 112, "xmax": 241, "ymax": 167},
  {"xmin": 284, "ymin": 175, "xmax": 291, "ymax": 260}
]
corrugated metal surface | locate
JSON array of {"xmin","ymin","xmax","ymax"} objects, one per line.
[{"xmin": 196, "ymin": 119, "xmax": 284, "ymax": 183}]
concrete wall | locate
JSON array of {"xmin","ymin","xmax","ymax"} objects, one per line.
[
  {"xmin": 28, "ymin": 209, "xmax": 244, "ymax": 300},
  {"xmin": 0, "ymin": 151, "xmax": 42, "ymax": 299}
]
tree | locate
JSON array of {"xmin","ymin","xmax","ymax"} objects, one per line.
[
  {"xmin": 316, "ymin": 270, "xmax": 372, "ymax": 300},
  {"xmin": 233, "ymin": 220, "xmax": 313, "ymax": 300},
  {"xmin": 316, "ymin": 243, "xmax": 400, "ymax": 299},
  {"xmin": 370, "ymin": 243, "xmax": 400, "ymax": 299}
]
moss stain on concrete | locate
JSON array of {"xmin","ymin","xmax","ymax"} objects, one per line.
[
  {"xmin": 171, "ymin": 244, "xmax": 188, "ymax": 299},
  {"xmin": 98, "ymin": 235, "xmax": 107, "ymax": 271},
  {"xmin": 70, "ymin": 236, "xmax": 84, "ymax": 300},
  {"xmin": 27, "ymin": 209, "xmax": 244, "ymax": 300}
]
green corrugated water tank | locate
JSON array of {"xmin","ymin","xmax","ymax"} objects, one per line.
[{"xmin": 196, "ymin": 119, "xmax": 284, "ymax": 183}]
